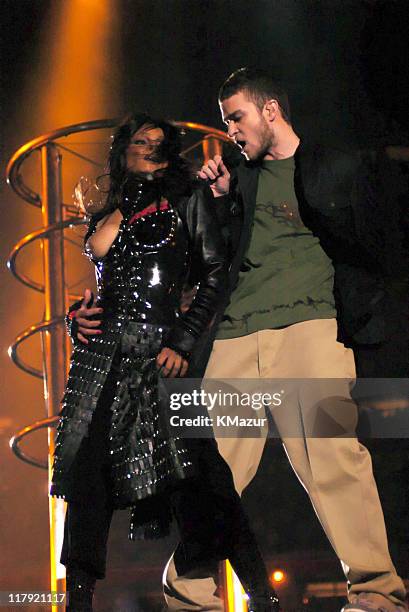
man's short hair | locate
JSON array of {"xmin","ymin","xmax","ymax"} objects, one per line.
[{"xmin": 219, "ymin": 67, "xmax": 291, "ymax": 124}]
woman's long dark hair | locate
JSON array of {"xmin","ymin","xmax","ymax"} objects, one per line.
[{"xmin": 91, "ymin": 113, "xmax": 193, "ymax": 224}]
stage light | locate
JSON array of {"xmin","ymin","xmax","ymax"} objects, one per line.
[
  {"xmin": 36, "ymin": 0, "xmax": 122, "ymax": 127},
  {"xmin": 271, "ymin": 569, "xmax": 286, "ymax": 584},
  {"xmin": 224, "ymin": 560, "xmax": 248, "ymax": 611}
]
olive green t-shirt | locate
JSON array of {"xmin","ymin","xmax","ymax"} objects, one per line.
[{"xmin": 216, "ymin": 157, "xmax": 336, "ymax": 339}]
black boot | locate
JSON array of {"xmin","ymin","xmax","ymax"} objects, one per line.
[
  {"xmin": 227, "ymin": 505, "xmax": 280, "ymax": 611},
  {"xmin": 66, "ymin": 566, "xmax": 96, "ymax": 612},
  {"xmin": 247, "ymin": 593, "xmax": 280, "ymax": 612}
]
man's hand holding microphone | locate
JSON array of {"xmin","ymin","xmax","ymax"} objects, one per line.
[{"xmin": 198, "ymin": 154, "xmax": 230, "ymax": 197}]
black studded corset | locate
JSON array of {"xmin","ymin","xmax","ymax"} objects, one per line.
[{"xmin": 92, "ymin": 195, "xmax": 190, "ymax": 329}]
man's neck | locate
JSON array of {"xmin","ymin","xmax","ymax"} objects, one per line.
[{"xmin": 263, "ymin": 125, "xmax": 300, "ymax": 161}]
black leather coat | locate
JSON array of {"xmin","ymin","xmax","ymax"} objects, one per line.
[{"xmin": 50, "ymin": 179, "xmax": 227, "ymax": 503}]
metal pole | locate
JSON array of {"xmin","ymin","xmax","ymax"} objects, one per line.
[
  {"xmin": 202, "ymin": 135, "xmax": 223, "ymax": 163},
  {"xmin": 40, "ymin": 143, "xmax": 68, "ymax": 605}
]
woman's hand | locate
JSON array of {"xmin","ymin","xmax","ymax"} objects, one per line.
[{"xmin": 156, "ymin": 347, "xmax": 188, "ymax": 378}]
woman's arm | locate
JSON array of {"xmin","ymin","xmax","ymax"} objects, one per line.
[{"xmin": 85, "ymin": 208, "xmax": 124, "ymax": 259}]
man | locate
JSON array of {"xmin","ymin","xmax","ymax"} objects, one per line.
[
  {"xmin": 162, "ymin": 68, "xmax": 407, "ymax": 612},
  {"xmin": 72, "ymin": 69, "xmax": 408, "ymax": 611}
]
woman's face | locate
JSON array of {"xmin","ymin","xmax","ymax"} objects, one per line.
[{"xmin": 126, "ymin": 125, "xmax": 169, "ymax": 176}]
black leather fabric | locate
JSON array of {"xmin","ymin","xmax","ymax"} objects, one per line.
[
  {"xmin": 51, "ymin": 178, "xmax": 227, "ymax": 502},
  {"xmin": 88, "ymin": 179, "xmax": 227, "ymax": 355}
]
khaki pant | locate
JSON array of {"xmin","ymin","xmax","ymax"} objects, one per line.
[{"xmin": 164, "ymin": 319, "xmax": 406, "ymax": 610}]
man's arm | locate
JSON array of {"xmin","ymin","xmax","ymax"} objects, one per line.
[
  {"xmin": 198, "ymin": 154, "xmax": 234, "ymax": 229},
  {"xmin": 297, "ymin": 147, "xmax": 383, "ymax": 267}
]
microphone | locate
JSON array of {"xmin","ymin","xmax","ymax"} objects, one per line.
[{"xmin": 198, "ymin": 175, "xmax": 219, "ymax": 185}]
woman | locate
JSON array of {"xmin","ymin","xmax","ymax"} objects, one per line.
[{"xmin": 50, "ymin": 113, "xmax": 279, "ymax": 612}]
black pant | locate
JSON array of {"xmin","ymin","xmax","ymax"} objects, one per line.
[
  {"xmin": 61, "ymin": 371, "xmax": 265, "ymax": 584},
  {"xmin": 62, "ymin": 442, "xmax": 258, "ymax": 580},
  {"xmin": 61, "ymin": 366, "xmax": 115, "ymax": 578}
]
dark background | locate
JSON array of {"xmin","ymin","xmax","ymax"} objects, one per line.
[{"xmin": 1, "ymin": 1, "xmax": 408, "ymax": 610}]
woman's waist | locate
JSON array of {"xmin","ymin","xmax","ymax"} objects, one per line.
[
  {"xmin": 97, "ymin": 301, "xmax": 177, "ymax": 328},
  {"xmin": 80, "ymin": 317, "xmax": 171, "ymax": 358},
  {"xmin": 119, "ymin": 321, "xmax": 170, "ymax": 357}
]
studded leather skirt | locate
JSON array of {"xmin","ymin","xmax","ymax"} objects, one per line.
[
  {"xmin": 51, "ymin": 321, "xmax": 196, "ymax": 539},
  {"xmin": 109, "ymin": 323, "xmax": 195, "ymax": 506}
]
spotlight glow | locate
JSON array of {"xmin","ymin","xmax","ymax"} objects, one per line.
[{"xmin": 271, "ymin": 569, "xmax": 286, "ymax": 584}]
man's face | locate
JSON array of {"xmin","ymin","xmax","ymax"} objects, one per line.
[
  {"xmin": 219, "ymin": 92, "xmax": 272, "ymax": 161},
  {"xmin": 126, "ymin": 125, "xmax": 169, "ymax": 175}
]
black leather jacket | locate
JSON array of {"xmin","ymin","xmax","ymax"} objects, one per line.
[
  {"xmin": 71, "ymin": 178, "xmax": 228, "ymax": 357},
  {"xmin": 188, "ymin": 143, "xmax": 408, "ymax": 376},
  {"xmin": 52, "ymin": 179, "xmax": 227, "ymax": 499}
]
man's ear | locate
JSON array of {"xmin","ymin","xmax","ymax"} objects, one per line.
[{"xmin": 263, "ymin": 99, "xmax": 279, "ymax": 122}]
